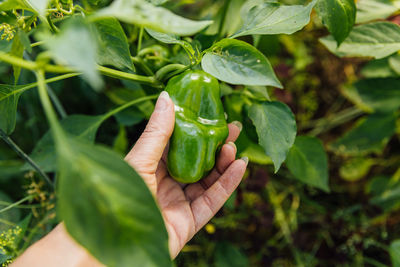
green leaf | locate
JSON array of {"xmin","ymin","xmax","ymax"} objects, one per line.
[
  {"xmin": 232, "ymin": 0, "xmax": 316, "ymax": 38},
  {"xmin": 356, "ymin": 0, "xmax": 399, "ymax": 24},
  {"xmin": 214, "ymin": 242, "xmax": 248, "ymax": 267},
  {"xmin": 25, "ymin": 0, "xmax": 50, "ymax": 16},
  {"xmin": 145, "ymin": 28, "xmax": 194, "ymax": 54},
  {"xmin": 25, "ymin": 115, "xmax": 104, "ymax": 172},
  {"xmin": 316, "ymin": 0, "xmax": 356, "ymax": 45},
  {"xmin": 202, "ymin": 39, "xmax": 282, "ymax": 87},
  {"xmin": 391, "ymin": 240, "xmax": 400, "ymax": 267},
  {"xmin": 0, "ymin": 0, "xmax": 50, "ymax": 15},
  {"xmin": 320, "ymin": 22, "xmax": 400, "ymax": 59},
  {"xmin": 38, "ymin": 18, "xmax": 103, "ymax": 90},
  {"xmin": 360, "ymin": 57, "xmax": 398, "ymax": 78},
  {"xmin": 0, "ymin": 0, "xmax": 34, "ymax": 12},
  {"xmin": 92, "ymin": 18, "xmax": 134, "ymax": 71},
  {"xmin": 329, "ymin": 113, "xmax": 397, "ymax": 156},
  {"xmin": 0, "ymin": 84, "xmax": 27, "ymax": 135},
  {"xmin": 57, "ymin": 137, "xmax": 171, "ymax": 267},
  {"xmin": 10, "ymin": 30, "xmax": 25, "ymax": 84},
  {"xmin": 286, "ymin": 136, "xmax": 330, "ymax": 192},
  {"xmin": 248, "ymin": 101, "xmax": 297, "ymax": 172},
  {"xmin": 342, "ymin": 78, "xmax": 400, "ymax": 113},
  {"xmin": 95, "ymin": 0, "xmax": 213, "ymax": 36}
]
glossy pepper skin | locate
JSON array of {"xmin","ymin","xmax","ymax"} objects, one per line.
[{"xmin": 166, "ymin": 70, "xmax": 229, "ymax": 183}]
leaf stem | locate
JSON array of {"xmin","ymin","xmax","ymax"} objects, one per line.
[
  {"xmin": 0, "ymin": 129, "xmax": 54, "ymax": 189},
  {"xmin": 0, "ymin": 195, "xmax": 34, "ymax": 214},
  {"xmin": 137, "ymin": 26, "xmax": 144, "ymax": 55}
]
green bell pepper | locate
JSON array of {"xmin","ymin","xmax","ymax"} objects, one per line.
[{"xmin": 166, "ymin": 70, "xmax": 229, "ymax": 183}]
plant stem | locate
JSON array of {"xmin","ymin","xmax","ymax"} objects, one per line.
[
  {"xmin": 0, "ymin": 195, "xmax": 34, "ymax": 214},
  {"xmin": 46, "ymin": 85, "xmax": 67, "ymax": 119},
  {"xmin": 131, "ymin": 56, "xmax": 154, "ymax": 76},
  {"xmin": 0, "ymin": 52, "xmax": 163, "ymax": 88},
  {"xmin": 0, "ymin": 129, "xmax": 54, "ymax": 189},
  {"xmin": 155, "ymin": 64, "xmax": 187, "ymax": 81},
  {"xmin": 24, "ymin": 53, "xmax": 68, "ymax": 119},
  {"xmin": 35, "ymin": 70, "xmax": 65, "ymax": 143},
  {"xmin": 137, "ymin": 26, "xmax": 144, "ymax": 55},
  {"xmin": 98, "ymin": 66, "xmax": 163, "ymax": 88},
  {"xmin": 0, "ymin": 73, "xmax": 79, "ymax": 102},
  {"xmin": 102, "ymin": 94, "xmax": 159, "ymax": 121}
]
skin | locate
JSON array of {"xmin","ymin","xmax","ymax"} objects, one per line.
[{"xmin": 11, "ymin": 91, "xmax": 247, "ymax": 266}]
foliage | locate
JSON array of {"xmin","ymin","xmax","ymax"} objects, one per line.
[{"xmin": 0, "ymin": 0, "xmax": 399, "ymax": 266}]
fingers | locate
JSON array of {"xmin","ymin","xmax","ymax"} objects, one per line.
[
  {"xmin": 184, "ymin": 142, "xmax": 237, "ymax": 201},
  {"xmin": 226, "ymin": 121, "xmax": 242, "ymax": 143},
  {"xmin": 125, "ymin": 91, "xmax": 175, "ymax": 176},
  {"xmin": 190, "ymin": 159, "xmax": 248, "ymax": 232}
]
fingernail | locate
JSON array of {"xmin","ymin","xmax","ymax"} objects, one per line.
[
  {"xmin": 156, "ymin": 91, "xmax": 170, "ymax": 111},
  {"xmin": 232, "ymin": 121, "xmax": 242, "ymax": 132},
  {"xmin": 227, "ymin": 141, "xmax": 236, "ymax": 152},
  {"xmin": 241, "ymin": 156, "xmax": 249, "ymax": 166}
]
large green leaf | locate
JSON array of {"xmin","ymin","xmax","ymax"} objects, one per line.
[
  {"xmin": 286, "ymin": 136, "xmax": 329, "ymax": 192},
  {"xmin": 92, "ymin": 18, "xmax": 134, "ymax": 71},
  {"xmin": 316, "ymin": 0, "xmax": 356, "ymax": 45},
  {"xmin": 390, "ymin": 240, "xmax": 400, "ymax": 267},
  {"xmin": 329, "ymin": 113, "xmax": 397, "ymax": 156},
  {"xmin": 320, "ymin": 22, "xmax": 400, "ymax": 59},
  {"xmin": 202, "ymin": 39, "xmax": 282, "ymax": 87},
  {"xmin": 232, "ymin": 0, "xmax": 316, "ymax": 38},
  {"xmin": 38, "ymin": 18, "xmax": 103, "ymax": 90},
  {"xmin": 248, "ymin": 101, "xmax": 297, "ymax": 172},
  {"xmin": 57, "ymin": 137, "xmax": 171, "ymax": 267},
  {"xmin": 342, "ymin": 78, "xmax": 400, "ymax": 113},
  {"xmin": 356, "ymin": 0, "xmax": 399, "ymax": 24},
  {"xmin": 95, "ymin": 0, "xmax": 212, "ymax": 36}
]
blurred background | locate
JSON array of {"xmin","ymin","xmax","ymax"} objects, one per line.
[{"xmin": 1, "ymin": 0, "xmax": 400, "ymax": 266}]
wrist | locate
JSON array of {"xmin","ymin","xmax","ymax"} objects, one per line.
[{"xmin": 11, "ymin": 223, "xmax": 103, "ymax": 267}]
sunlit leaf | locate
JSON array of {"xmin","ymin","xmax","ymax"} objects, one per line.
[
  {"xmin": 320, "ymin": 22, "xmax": 400, "ymax": 59},
  {"xmin": 232, "ymin": 0, "xmax": 316, "ymax": 38},
  {"xmin": 95, "ymin": 0, "xmax": 212, "ymax": 36},
  {"xmin": 202, "ymin": 39, "xmax": 282, "ymax": 87}
]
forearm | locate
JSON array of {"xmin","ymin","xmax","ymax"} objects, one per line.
[{"xmin": 11, "ymin": 223, "xmax": 103, "ymax": 267}]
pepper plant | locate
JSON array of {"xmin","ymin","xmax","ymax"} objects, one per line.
[{"xmin": 0, "ymin": 0, "xmax": 400, "ymax": 266}]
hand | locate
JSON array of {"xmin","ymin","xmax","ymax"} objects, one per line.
[
  {"xmin": 11, "ymin": 91, "xmax": 247, "ymax": 267},
  {"xmin": 125, "ymin": 91, "xmax": 247, "ymax": 259}
]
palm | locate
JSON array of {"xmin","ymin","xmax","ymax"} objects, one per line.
[{"xmin": 124, "ymin": 94, "xmax": 246, "ymax": 258}]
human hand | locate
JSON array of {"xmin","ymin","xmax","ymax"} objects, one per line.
[{"xmin": 125, "ymin": 91, "xmax": 247, "ymax": 259}]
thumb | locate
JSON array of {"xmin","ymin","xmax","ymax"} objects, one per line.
[{"xmin": 125, "ymin": 91, "xmax": 175, "ymax": 174}]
